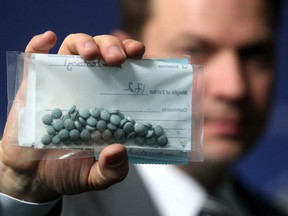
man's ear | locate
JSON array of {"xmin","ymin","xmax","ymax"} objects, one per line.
[{"xmin": 111, "ymin": 30, "xmax": 131, "ymax": 41}]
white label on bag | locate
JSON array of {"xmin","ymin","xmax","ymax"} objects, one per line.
[{"xmin": 21, "ymin": 54, "xmax": 193, "ymax": 154}]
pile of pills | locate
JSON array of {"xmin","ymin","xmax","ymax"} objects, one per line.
[{"xmin": 41, "ymin": 105, "xmax": 168, "ymax": 147}]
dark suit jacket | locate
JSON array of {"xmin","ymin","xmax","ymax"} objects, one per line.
[{"xmin": 48, "ymin": 165, "xmax": 286, "ymax": 216}]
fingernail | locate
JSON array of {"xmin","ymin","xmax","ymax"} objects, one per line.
[
  {"xmin": 84, "ymin": 41, "xmax": 97, "ymax": 50},
  {"xmin": 108, "ymin": 46, "xmax": 126, "ymax": 58},
  {"xmin": 107, "ymin": 152, "xmax": 127, "ymax": 168}
]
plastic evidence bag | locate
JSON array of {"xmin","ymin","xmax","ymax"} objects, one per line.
[{"xmin": 6, "ymin": 51, "xmax": 204, "ymax": 164}]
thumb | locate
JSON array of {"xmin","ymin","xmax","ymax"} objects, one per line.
[{"xmin": 88, "ymin": 144, "xmax": 129, "ymax": 190}]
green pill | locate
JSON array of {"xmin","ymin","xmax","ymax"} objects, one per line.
[
  {"xmin": 41, "ymin": 134, "xmax": 52, "ymax": 145},
  {"xmin": 120, "ymin": 118, "xmax": 128, "ymax": 128},
  {"xmin": 145, "ymin": 129, "xmax": 154, "ymax": 139},
  {"xmin": 79, "ymin": 108, "xmax": 90, "ymax": 119},
  {"xmin": 61, "ymin": 114, "xmax": 70, "ymax": 122},
  {"xmin": 107, "ymin": 123, "xmax": 118, "ymax": 131},
  {"xmin": 146, "ymin": 136, "xmax": 157, "ymax": 146},
  {"xmin": 69, "ymin": 129, "xmax": 80, "ymax": 141},
  {"xmin": 51, "ymin": 108, "xmax": 63, "ymax": 119},
  {"xmin": 53, "ymin": 119, "xmax": 64, "ymax": 131},
  {"xmin": 89, "ymin": 107, "xmax": 101, "ymax": 118},
  {"xmin": 102, "ymin": 129, "xmax": 112, "ymax": 141},
  {"xmin": 96, "ymin": 120, "xmax": 107, "ymax": 132},
  {"xmin": 63, "ymin": 140, "xmax": 72, "ymax": 145},
  {"xmin": 91, "ymin": 130, "xmax": 102, "ymax": 142},
  {"xmin": 74, "ymin": 139, "xmax": 82, "ymax": 145},
  {"xmin": 70, "ymin": 111, "xmax": 78, "ymax": 121},
  {"xmin": 80, "ymin": 129, "xmax": 91, "ymax": 141},
  {"xmin": 52, "ymin": 135, "xmax": 61, "ymax": 145},
  {"xmin": 100, "ymin": 109, "xmax": 110, "ymax": 121},
  {"xmin": 127, "ymin": 116, "xmax": 136, "ymax": 124},
  {"xmin": 109, "ymin": 109, "xmax": 120, "ymax": 114},
  {"xmin": 75, "ymin": 120, "xmax": 83, "ymax": 130},
  {"xmin": 154, "ymin": 125, "xmax": 164, "ymax": 137},
  {"xmin": 110, "ymin": 114, "xmax": 121, "ymax": 126},
  {"xmin": 113, "ymin": 129, "xmax": 125, "ymax": 141},
  {"xmin": 123, "ymin": 122, "xmax": 134, "ymax": 133},
  {"xmin": 78, "ymin": 117, "xmax": 87, "ymax": 126},
  {"xmin": 157, "ymin": 135, "xmax": 168, "ymax": 146},
  {"xmin": 42, "ymin": 114, "xmax": 53, "ymax": 125},
  {"xmin": 87, "ymin": 116, "xmax": 97, "ymax": 126},
  {"xmin": 64, "ymin": 118, "xmax": 75, "ymax": 131},
  {"xmin": 68, "ymin": 105, "xmax": 76, "ymax": 115},
  {"xmin": 135, "ymin": 136, "xmax": 146, "ymax": 146},
  {"xmin": 127, "ymin": 131, "xmax": 137, "ymax": 139},
  {"xmin": 58, "ymin": 129, "xmax": 69, "ymax": 141},
  {"xmin": 85, "ymin": 125, "xmax": 96, "ymax": 132},
  {"xmin": 134, "ymin": 122, "xmax": 147, "ymax": 135},
  {"xmin": 47, "ymin": 125, "xmax": 56, "ymax": 136}
]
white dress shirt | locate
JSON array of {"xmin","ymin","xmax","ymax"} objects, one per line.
[{"xmin": 135, "ymin": 164, "xmax": 207, "ymax": 216}]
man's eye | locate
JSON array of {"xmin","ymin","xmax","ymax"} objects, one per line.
[
  {"xmin": 240, "ymin": 44, "xmax": 274, "ymax": 69},
  {"xmin": 184, "ymin": 48, "xmax": 204, "ymax": 56},
  {"xmin": 239, "ymin": 43, "xmax": 273, "ymax": 61},
  {"xmin": 182, "ymin": 48, "xmax": 209, "ymax": 63}
]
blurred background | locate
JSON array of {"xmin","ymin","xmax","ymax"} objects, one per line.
[{"xmin": 0, "ymin": 0, "xmax": 287, "ymax": 212}]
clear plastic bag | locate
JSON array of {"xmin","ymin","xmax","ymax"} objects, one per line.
[{"xmin": 6, "ymin": 51, "xmax": 204, "ymax": 164}]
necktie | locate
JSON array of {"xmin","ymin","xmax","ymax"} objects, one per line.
[{"xmin": 198, "ymin": 196, "xmax": 237, "ymax": 216}]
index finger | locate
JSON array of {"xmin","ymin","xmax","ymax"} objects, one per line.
[{"xmin": 25, "ymin": 31, "xmax": 57, "ymax": 53}]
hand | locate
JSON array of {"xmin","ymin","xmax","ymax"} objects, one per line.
[{"xmin": 0, "ymin": 31, "xmax": 145, "ymax": 202}]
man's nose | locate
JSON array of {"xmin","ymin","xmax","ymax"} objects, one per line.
[{"xmin": 205, "ymin": 49, "xmax": 247, "ymax": 101}]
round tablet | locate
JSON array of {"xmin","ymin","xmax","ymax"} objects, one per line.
[
  {"xmin": 52, "ymin": 135, "xmax": 61, "ymax": 145},
  {"xmin": 154, "ymin": 125, "xmax": 164, "ymax": 137},
  {"xmin": 69, "ymin": 129, "xmax": 80, "ymax": 141},
  {"xmin": 58, "ymin": 129, "xmax": 69, "ymax": 141},
  {"xmin": 96, "ymin": 120, "xmax": 107, "ymax": 132},
  {"xmin": 70, "ymin": 111, "xmax": 78, "ymax": 121},
  {"xmin": 120, "ymin": 118, "xmax": 128, "ymax": 128},
  {"xmin": 145, "ymin": 129, "xmax": 154, "ymax": 139},
  {"xmin": 91, "ymin": 130, "xmax": 102, "ymax": 142},
  {"xmin": 80, "ymin": 129, "xmax": 91, "ymax": 141},
  {"xmin": 87, "ymin": 116, "xmax": 97, "ymax": 126},
  {"xmin": 89, "ymin": 107, "xmax": 101, "ymax": 118},
  {"xmin": 75, "ymin": 120, "xmax": 83, "ymax": 130},
  {"xmin": 102, "ymin": 129, "xmax": 112, "ymax": 141},
  {"xmin": 53, "ymin": 119, "xmax": 64, "ymax": 131},
  {"xmin": 64, "ymin": 118, "xmax": 75, "ymax": 131},
  {"xmin": 51, "ymin": 108, "xmax": 63, "ymax": 119},
  {"xmin": 47, "ymin": 125, "xmax": 56, "ymax": 136},
  {"xmin": 41, "ymin": 134, "xmax": 52, "ymax": 145},
  {"xmin": 107, "ymin": 123, "xmax": 118, "ymax": 131},
  {"xmin": 134, "ymin": 122, "xmax": 147, "ymax": 135},
  {"xmin": 157, "ymin": 135, "xmax": 168, "ymax": 146},
  {"xmin": 110, "ymin": 114, "xmax": 121, "ymax": 125},
  {"xmin": 135, "ymin": 136, "xmax": 146, "ymax": 146},
  {"xmin": 123, "ymin": 122, "xmax": 134, "ymax": 133},
  {"xmin": 100, "ymin": 109, "xmax": 110, "ymax": 121},
  {"xmin": 113, "ymin": 129, "xmax": 125, "ymax": 141},
  {"xmin": 79, "ymin": 108, "xmax": 90, "ymax": 119},
  {"xmin": 42, "ymin": 114, "xmax": 53, "ymax": 125},
  {"xmin": 68, "ymin": 105, "xmax": 76, "ymax": 115},
  {"xmin": 146, "ymin": 136, "xmax": 157, "ymax": 146},
  {"xmin": 85, "ymin": 125, "xmax": 96, "ymax": 132}
]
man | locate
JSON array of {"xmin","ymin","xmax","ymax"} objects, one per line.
[{"xmin": 0, "ymin": 0, "xmax": 285, "ymax": 215}]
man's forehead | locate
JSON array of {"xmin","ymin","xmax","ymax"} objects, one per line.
[{"xmin": 150, "ymin": 0, "xmax": 270, "ymax": 47}]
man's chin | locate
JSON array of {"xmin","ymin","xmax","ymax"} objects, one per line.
[{"xmin": 202, "ymin": 139, "xmax": 245, "ymax": 165}]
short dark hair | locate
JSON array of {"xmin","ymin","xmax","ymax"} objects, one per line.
[
  {"xmin": 119, "ymin": 0, "xmax": 283, "ymax": 39},
  {"xmin": 119, "ymin": 0, "xmax": 151, "ymax": 39}
]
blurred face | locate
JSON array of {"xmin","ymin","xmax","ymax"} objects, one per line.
[{"xmin": 141, "ymin": 0, "xmax": 274, "ymax": 164}]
